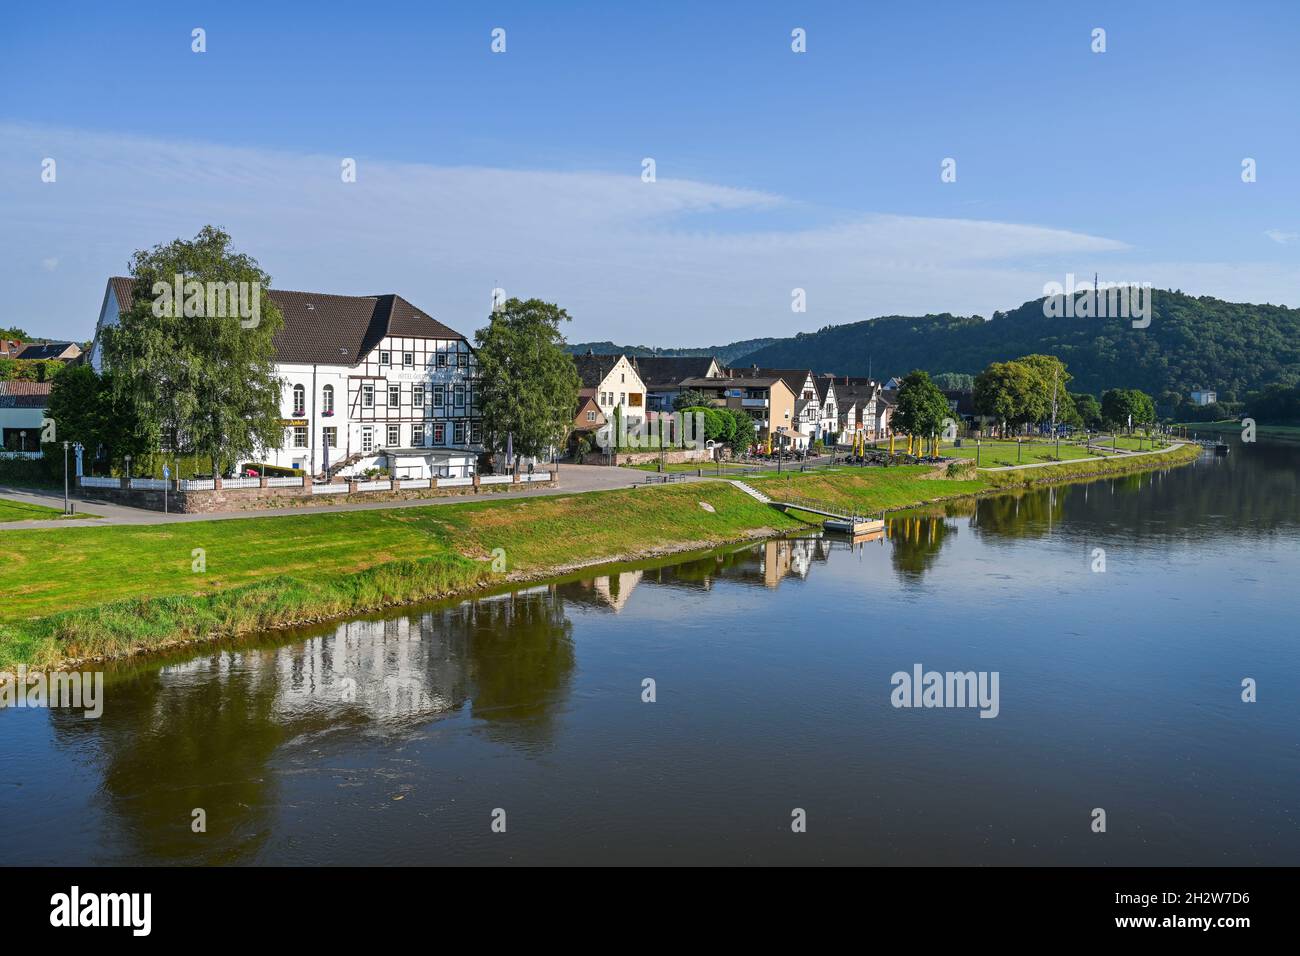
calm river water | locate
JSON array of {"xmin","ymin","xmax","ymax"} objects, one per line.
[{"xmin": 4, "ymin": 439, "xmax": 1298, "ymax": 865}]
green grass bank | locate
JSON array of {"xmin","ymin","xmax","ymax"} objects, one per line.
[{"xmin": 0, "ymin": 442, "xmax": 1199, "ymax": 669}]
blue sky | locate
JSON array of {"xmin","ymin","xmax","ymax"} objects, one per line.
[{"xmin": 3, "ymin": 0, "xmax": 1299, "ymax": 344}]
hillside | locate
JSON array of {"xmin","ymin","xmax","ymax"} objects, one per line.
[
  {"xmin": 565, "ymin": 337, "xmax": 777, "ymax": 365},
  {"xmin": 732, "ymin": 291, "xmax": 1300, "ymax": 398}
]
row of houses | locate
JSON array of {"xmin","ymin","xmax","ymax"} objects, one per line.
[
  {"xmin": 14, "ymin": 277, "xmax": 911, "ymax": 472},
  {"xmin": 564, "ymin": 351, "xmax": 898, "ymax": 453}
]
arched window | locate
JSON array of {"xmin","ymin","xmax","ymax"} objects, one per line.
[
  {"xmin": 322, "ymin": 384, "xmax": 334, "ymax": 415},
  {"xmin": 292, "ymin": 384, "xmax": 305, "ymax": 416}
]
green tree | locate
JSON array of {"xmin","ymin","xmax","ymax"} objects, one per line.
[
  {"xmin": 101, "ymin": 226, "xmax": 285, "ymax": 477},
  {"xmin": 1101, "ymin": 388, "xmax": 1155, "ymax": 432},
  {"xmin": 1015, "ymin": 354, "xmax": 1072, "ymax": 424},
  {"xmin": 40, "ymin": 365, "xmax": 150, "ymax": 476},
  {"xmin": 892, "ymin": 370, "xmax": 950, "ymax": 440},
  {"xmin": 727, "ymin": 407, "xmax": 757, "ymax": 450},
  {"xmin": 672, "ymin": 388, "xmax": 712, "ymax": 411},
  {"xmin": 932, "ymin": 372, "xmax": 974, "ymax": 390},
  {"xmin": 474, "ymin": 298, "xmax": 581, "ymax": 461},
  {"xmin": 1070, "ymin": 392, "xmax": 1103, "ymax": 429},
  {"xmin": 974, "ymin": 361, "xmax": 1045, "ymax": 435},
  {"xmin": 680, "ymin": 405, "xmax": 729, "ymax": 445}
]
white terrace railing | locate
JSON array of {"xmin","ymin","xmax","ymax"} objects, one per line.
[
  {"xmin": 79, "ymin": 476, "xmax": 119, "ymax": 488},
  {"xmin": 267, "ymin": 476, "xmax": 305, "ymax": 488},
  {"xmin": 357, "ymin": 479, "xmax": 391, "ymax": 492},
  {"xmin": 222, "ymin": 477, "xmax": 261, "ymax": 490},
  {"xmin": 178, "ymin": 478, "xmax": 215, "ymax": 491},
  {"xmin": 0, "ymin": 450, "xmax": 43, "ymax": 460},
  {"xmin": 129, "ymin": 478, "xmax": 170, "ymax": 490},
  {"xmin": 311, "ymin": 483, "xmax": 348, "ymax": 494}
]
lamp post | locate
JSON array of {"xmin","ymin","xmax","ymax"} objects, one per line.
[
  {"xmin": 124, "ymin": 454, "xmax": 132, "ymax": 482},
  {"xmin": 62, "ymin": 440, "xmax": 70, "ymax": 514}
]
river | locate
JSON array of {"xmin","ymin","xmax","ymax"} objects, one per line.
[{"xmin": 3, "ymin": 439, "xmax": 1298, "ymax": 865}]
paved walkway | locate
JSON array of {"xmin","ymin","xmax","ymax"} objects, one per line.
[{"xmin": 0, "ymin": 465, "xmax": 705, "ymax": 531}]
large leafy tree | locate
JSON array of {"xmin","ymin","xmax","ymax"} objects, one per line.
[
  {"xmin": 1071, "ymin": 392, "xmax": 1103, "ymax": 429},
  {"xmin": 892, "ymin": 369, "xmax": 950, "ymax": 438},
  {"xmin": 40, "ymin": 364, "xmax": 150, "ymax": 474},
  {"xmin": 101, "ymin": 226, "xmax": 285, "ymax": 477},
  {"xmin": 1101, "ymin": 388, "xmax": 1156, "ymax": 432},
  {"xmin": 727, "ymin": 407, "xmax": 757, "ymax": 450},
  {"xmin": 1015, "ymin": 354, "xmax": 1072, "ymax": 424},
  {"xmin": 974, "ymin": 361, "xmax": 1046, "ymax": 435},
  {"xmin": 474, "ymin": 298, "xmax": 581, "ymax": 461}
]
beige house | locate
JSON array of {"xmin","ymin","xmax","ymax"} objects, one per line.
[
  {"xmin": 675, "ymin": 370, "xmax": 796, "ymax": 449},
  {"xmin": 571, "ymin": 352, "xmax": 647, "ymax": 434}
]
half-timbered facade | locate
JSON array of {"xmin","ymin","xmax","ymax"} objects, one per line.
[{"xmin": 89, "ymin": 278, "xmax": 483, "ymax": 479}]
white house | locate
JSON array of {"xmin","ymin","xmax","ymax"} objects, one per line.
[
  {"xmin": 1189, "ymin": 389, "xmax": 1217, "ymax": 406},
  {"xmin": 0, "ymin": 381, "xmax": 51, "ymax": 456},
  {"xmin": 571, "ymin": 352, "xmax": 647, "ymax": 436},
  {"xmin": 89, "ymin": 278, "xmax": 483, "ymax": 479}
]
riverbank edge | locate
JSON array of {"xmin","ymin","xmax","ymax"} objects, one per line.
[{"xmin": 1, "ymin": 442, "xmax": 1200, "ymax": 672}]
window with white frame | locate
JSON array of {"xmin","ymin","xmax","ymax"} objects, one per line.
[
  {"xmin": 388, "ymin": 385, "xmax": 400, "ymax": 407},
  {"xmin": 413, "ymin": 423, "xmax": 425, "ymax": 446},
  {"xmin": 362, "ymin": 384, "xmax": 374, "ymax": 408},
  {"xmin": 470, "ymin": 422, "xmax": 482, "ymax": 444},
  {"xmin": 586, "ymin": 410, "xmax": 596, "ymax": 422},
  {"xmin": 322, "ymin": 384, "xmax": 334, "ymax": 415},
  {"xmin": 457, "ymin": 352, "xmax": 467, "ymax": 368},
  {"xmin": 433, "ymin": 385, "xmax": 444, "ymax": 408},
  {"xmin": 379, "ymin": 350, "xmax": 391, "ymax": 367},
  {"xmin": 323, "ymin": 426, "xmax": 337, "ymax": 448},
  {"xmin": 293, "ymin": 426, "xmax": 308, "ymax": 448},
  {"xmin": 292, "ymin": 384, "xmax": 305, "ymax": 416},
  {"xmin": 433, "ymin": 423, "xmax": 445, "ymax": 444},
  {"xmin": 454, "ymin": 385, "xmax": 465, "ymax": 408},
  {"xmin": 387, "ymin": 423, "xmax": 400, "ymax": 447},
  {"xmin": 454, "ymin": 421, "xmax": 465, "ymax": 444},
  {"xmin": 403, "ymin": 351, "xmax": 414, "ymax": 368},
  {"xmin": 413, "ymin": 385, "xmax": 424, "ymax": 408},
  {"xmin": 362, "ymin": 426, "xmax": 373, "ymax": 452},
  {"xmin": 436, "ymin": 352, "xmax": 447, "ymax": 368}
]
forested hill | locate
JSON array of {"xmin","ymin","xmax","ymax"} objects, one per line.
[
  {"xmin": 731, "ymin": 291, "xmax": 1300, "ymax": 398},
  {"xmin": 565, "ymin": 337, "xmax": 777, "ymax": 364}
]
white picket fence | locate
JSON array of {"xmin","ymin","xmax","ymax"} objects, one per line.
[
  {"xmin": 77, "ymin": 470, "xmax": 553, "ymax": 501},
  {"xmin": 438, "ymin": 476, "xmax": 473, "ymax": 487},
  {"xmin": 178, "ymin": 478, "xmax": 215, "ymax": 491},
  {"xmin": 79, "ymin": 476, "xmax": 119, "ymax": 488},
  {"xmin": 357, "ymin": 479, "xmax": 391, "ymax": 492},
  {"xmin": 479, "ymin": 475, "xmax": 512, "ymax": 485},
  {"xmin": 311, "ymin": 483, "xmax": 348, "ymax": 494},
  {"xmin": 520, "ymin": 472, "xmax": 552, "ymax": 482},
  {"xmin": 223, "ymin": 477, "xmax": 261, "ymax": 489},
  {"xmin": 267, "ymin": 476, "xmax": 305, "ymax": 488},
  {"xmin": 400, "ymin": 478, "xmax": 431, "ymax": 489},
  {"xmin": 130, "ymin": 478, "xmax": 170, "ymax": 490}
]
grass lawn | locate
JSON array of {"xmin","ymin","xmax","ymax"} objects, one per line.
[
  {"xmin": 0, "ymin": 441, "xmax": 1200, "ymax": 669},
  {"xmin": 0, "ymin": 498, "xmax": 84, "ymax": 522},
  {"xmin": 0, "ymin": 482, "xmax": 804, "ymax": 666},
  {"xmin": 751, "ymin": 465, "xmax": 989, "ymax": 514}
]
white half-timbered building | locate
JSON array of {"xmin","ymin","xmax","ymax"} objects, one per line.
[{"xmin": 89, "ymin": 278, "xmax": 483, "ymax": 479}]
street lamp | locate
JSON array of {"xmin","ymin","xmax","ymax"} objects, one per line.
[
  {"xmin": 62, "ymin": 440, "xmax": 70, "ymax": 514},
  {"xmin": 124, "ymin": 454, "xmax": 132, "ymax": 481}
]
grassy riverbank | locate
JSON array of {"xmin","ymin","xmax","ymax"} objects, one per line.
[
  {"xmin": 0, "ymin": 442, "xmax": 1199, "ymax": 669},
  {"xmin": 0, "ymin": 499, "xmax": 68, "ymax": 522}
]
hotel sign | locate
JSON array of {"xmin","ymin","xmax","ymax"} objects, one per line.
[{"xmin": 279, "ymin": 418, "xmax": 309, "ymax": 427}]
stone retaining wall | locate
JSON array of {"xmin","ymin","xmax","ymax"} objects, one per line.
[{"xmin": 77, "ymin": 473, "xmax": 557, "ymax": 514}]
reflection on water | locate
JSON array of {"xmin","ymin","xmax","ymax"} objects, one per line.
[{"xmin": 4, "ymin": 439, "xmax": 1299, "ymax": 865}]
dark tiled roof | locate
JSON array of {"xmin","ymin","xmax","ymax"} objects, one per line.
[
  {"xmin": 106, "ymin": 278, "xmax": 467, "ymax": 365},
  {"xmin": 14, "ymin": 342, "xmax": 78, "ymax": 360},
  {"xmin": 571, "ymin": 352, "xmax": 628, "ymax": 388},
  {"xmin": 631, "ymin": 356, "xmax": 720, "ymax": 388}
]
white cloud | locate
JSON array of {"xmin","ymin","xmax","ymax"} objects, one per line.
[
  {"xmin": 1264, "ymin": 229, "xmax": 1300, "ymax": 245},
  {"xmin": 3, "ymin": 122, "xmax": 1297, "ymax": 345}
]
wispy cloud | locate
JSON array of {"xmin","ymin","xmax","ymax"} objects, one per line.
[
  {"xmin": 2, "ymin": 122, "xmax": 1297, "ymax": 344},
  {"xmin": 1264, "ymin": 229, "xmax": 1300, "ymax": 245}
]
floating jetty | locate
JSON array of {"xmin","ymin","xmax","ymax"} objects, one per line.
[{"xmin": 823, "ymin": 517, "xmax": 886, "ymax": 535}]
